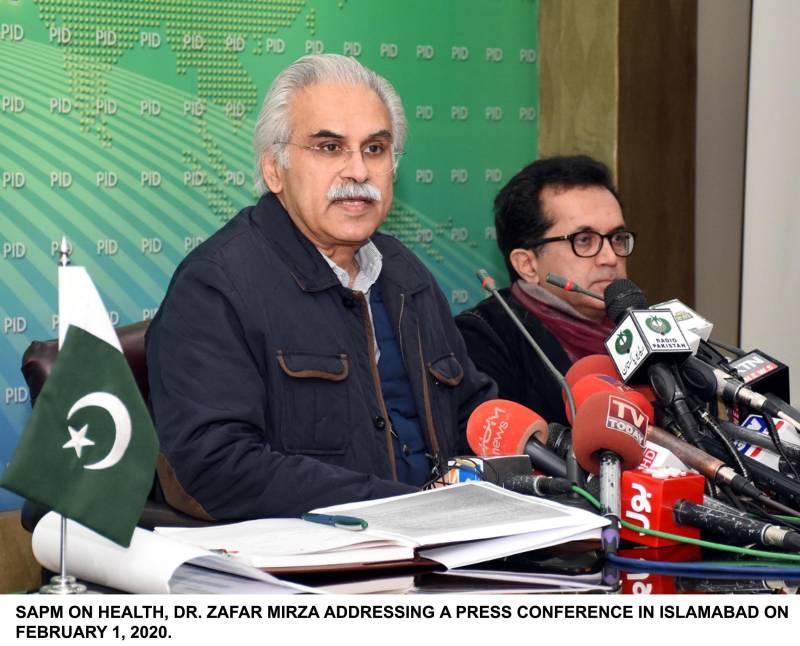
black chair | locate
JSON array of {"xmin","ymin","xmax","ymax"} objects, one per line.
[{"xmin": 19, "ymin": 321, "xmax": 211, "ymax": 532}]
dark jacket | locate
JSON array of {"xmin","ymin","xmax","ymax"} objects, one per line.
[
  {"xmin": 146, "ymin": 194, "xmax": 495, "ymax": 520},
  {"xmin": 455, "ymin": 289, "xmax": 571, "ymax": 426}
]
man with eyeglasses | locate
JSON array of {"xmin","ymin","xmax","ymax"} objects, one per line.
[
  {"xmin": 146, "ymin": 54, "xmax": 495, "ymax": 521},
  {"xmin": 456, "ymin": 155, "xmax": 633, "ymax": 425}
]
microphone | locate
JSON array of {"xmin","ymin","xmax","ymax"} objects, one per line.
[
  {"xmin": 565, "ymin": 354, "xmax": 656, "ymax": 409},
  {"xmin": 572, "ymin": 391, "xmax": 649, "ymax": 556},
  {"xmin": 476, "ymin": 269, "xmax": 584, "ymax": 486},
  {"xmin": 565, "ymin": 354, "xmax": 621, "ymax": 388},
  {"xmin": 602, "ymin": 279, "xmax": 692, "ymax": 384},
  {"xmin": 568, "ymin": 373, "xmax": 655, "ymax": 426},
  {"xmin": 722, "ymin": 416, "xmax": 800, "ymax": 465},
  {"xmin": 700, "ymin": 432, "xmax": 800, "ymax": 510},
  {"xmin": 672, "ymin": 499, "xmax": 800, "ymax": 551},
  {"xmin": 682, "ymin": 355, "xmax": 800, "ymax": 432},
  {"xmin": 544, "ymin": 422, "xmax": 573, "ymax": 460},
  {"xmin": 502, "ymin": 474, "xmax": 574, "ymax": 497},
  {"xmin": 545, "ymin": 273, "xmax": 604, "ymax": 301},
  {"xmin": 572, "ymin": 392, "xmax": 648, "ymax": 512},
  {"xmin": 648, "ymin": 362, "xmax": 703, "ymax": 445},
  {"xmin": 646, "ymin": 425, "xmax": 800, "ymax": 516},
  {"xmin": 728, "ymin": 350, "xmax": 791, "ymax": 405},
  {"xmin": 443, "ymin": 455, "xmax": 535, "ymax": 485},
  {"xmin": 572, "ymin": 391, "xmax": 648, "ymax": 476},
  {"xmin": 442, "ymin": 454, "xmax": 574, "ymax": 498},
  {"xmin": 650, "ymin": 298, "xmax": 712, "ymax": 354},
  {"xmin": 466, "ymin": 399, "xmax": 568, "ymax": 478}
]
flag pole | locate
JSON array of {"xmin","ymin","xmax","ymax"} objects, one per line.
[{"xmin": 40, "ymin": 237, "xmax": 86, "ymax": 595}]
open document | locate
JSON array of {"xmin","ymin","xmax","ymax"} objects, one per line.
[
  {"xmin": 157, "ymin": 482, "xmax": 608, "ymax": 572},
  {"xmin": 32, "ymin": 512, "xmax": 313, "ymax": 594}
]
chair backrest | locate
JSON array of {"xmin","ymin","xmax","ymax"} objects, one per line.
[{"xmin": 21, "ymin": 320, "xmax": 150, "ymax": 404}]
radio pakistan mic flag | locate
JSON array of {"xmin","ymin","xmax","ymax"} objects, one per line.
[{"xmin": 1, "ymin": 249, "xmax": 158, "ymax": 547}]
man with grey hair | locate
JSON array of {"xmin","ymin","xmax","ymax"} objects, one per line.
[{"xmin": 146, "ymin": 54, "xmax": 495, "ymax": 521}]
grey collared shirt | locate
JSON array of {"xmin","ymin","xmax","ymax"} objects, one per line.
[{"xmin": 318, "ymin": 240, "xmax": 383, "ymax": 362}]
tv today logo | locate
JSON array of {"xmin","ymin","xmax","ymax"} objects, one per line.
[{"xmin": 605, "ymin": 395, "xmax": 648, "ymax": 447}]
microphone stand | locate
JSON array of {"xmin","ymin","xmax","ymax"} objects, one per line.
[{"xmin": 476, "ymin": 270, "xmax": 585, "ymax": 490}]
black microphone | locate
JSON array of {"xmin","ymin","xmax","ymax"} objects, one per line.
[
  {"xmin": 502, "ymin": 474, "xmax": 574, "ymax": 497},
  {"xmin": 602, "ymin": 279, "xmax": 693, "ymax": 384},
  {"xmin": 545, "ymin": 422, "xmax": 573, "ymax": 459},
  {"xmin": 682, "ymin": 355, "xmax": 800, "ymax": 431},
  {"xmin": 673, "ymin": 499, "xmax": 800, "ymax": 550},
  {"xmin": 719, "ymin": 420, "xmax": 800, "ymax": 464},
  {"xmin": 650, "ymin": 425, "xmax": 800, "ymax": 516},
  {"xmin": 648, "ymin": 363, "xmax": 703, "ymax": 446}
]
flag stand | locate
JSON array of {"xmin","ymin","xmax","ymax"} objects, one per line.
[
  {"xmin": 39, "ymin": 516, "xmax": 86, "ymax": 594},
  {"xmin": 1, "ymin": 237, "xmax": 157, "ymax": 591},
  {"xmin": 38, "ymin": 241, "xmax": 87, "ymax": 594}
]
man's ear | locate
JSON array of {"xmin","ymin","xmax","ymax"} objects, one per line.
[
  {"xmin": 509, "ymin": 248, "xmax": 540, "ymax": 284},
  {"xmin": 261, "ymin": 153, "xmax": 284, "ymax": 194}
]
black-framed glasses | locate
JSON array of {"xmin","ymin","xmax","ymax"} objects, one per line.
[{"xmin": 527, "ymin": 230, "xmax": 636, "ymax": 258}]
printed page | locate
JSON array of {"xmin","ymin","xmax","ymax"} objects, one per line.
[
  {"xmin": 156, "ymin": 518, "xmax": 415, "ymax": 568},
  {"xmin": 314, "ymin": 482, "xmax": 607, "ymax": 547}
]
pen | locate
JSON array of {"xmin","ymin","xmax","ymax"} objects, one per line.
[{"xmin": 301, "ymin": 513, "xmax": 368, "ymax": 531}]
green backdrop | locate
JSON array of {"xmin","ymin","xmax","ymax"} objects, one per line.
[{"xmin": 0, "ymin": 0, "xmax": 539, "ymax": 510}]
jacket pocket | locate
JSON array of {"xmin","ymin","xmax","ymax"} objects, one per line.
[
  {"xmin": 276, "ymin": 351, "xmax": 351, "ymax": 455},
  {"xmin": 427, "ymin": 353, "xmax": 464, "ymax": 386}
]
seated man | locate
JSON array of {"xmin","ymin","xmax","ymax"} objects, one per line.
[
  {"xmin": 146, "ymin": 54, "xmax": 495, "ymax": 521},
  {"xmin": 456, "ymin": 155, "xmax": 634, "ymax": 425}
]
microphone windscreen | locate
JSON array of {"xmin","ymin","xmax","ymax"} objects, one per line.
[
  {"xmin": 604, "ymin": 278, "xmax": 648, "ymax": 324},
  {"xmin": 467, "ymin": 399, "xmax": 548, "ymax": 457},
  {"xmin": 567, "ymin": 373, "xmax": 655, "ymax": 426},
  {"xmin": 572, "ymin": 391, "xmax": 648, "ymax": 475},
  {"xmin": 565, "ymin": 354, "xmax": 620, "ymax": 389}
]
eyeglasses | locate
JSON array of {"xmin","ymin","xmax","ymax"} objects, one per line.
[
  {"xmin": 527, "ymin": 229, "xmax": 636, "ymax": 258},
  {"xmin": 278, "ymin": 140, "xmax": 403, "ymax": 176}
]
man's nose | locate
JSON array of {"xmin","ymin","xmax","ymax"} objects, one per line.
[
  {"xmin": 339, "ymin": 149, "xmax": 369, "ymax": 183},
  {"xmin": 596, "ymin": 236, "xmax": 619, "ymax": 265}
]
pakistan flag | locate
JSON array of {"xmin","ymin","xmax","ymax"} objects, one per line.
[{"xmin": 2, "ymin": 264, "xmax": 158, "ymax": 547}]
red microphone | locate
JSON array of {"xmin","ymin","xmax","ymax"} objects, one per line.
[
  {"xmin": 565, "ymin": 354, "xmax": 620, "ymax": 389},
  {"xmin": 466, "ymin": 399, "xmax": 567, "ymax": 478},
  {"xmin": 567, "ymin": 373, "xmax": 656, "ymax": 425},
  {"xmin": 565, "ymin": 355, "xmax": 656, "ymax": 412},
  {"xmin": 572, "ymin": 391, "xmax": 649, "ymax": 512}
]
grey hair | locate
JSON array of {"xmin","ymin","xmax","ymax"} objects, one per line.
[{"xmin": 252, "ymin": 54, "xmax": 408, "ymax": 195}]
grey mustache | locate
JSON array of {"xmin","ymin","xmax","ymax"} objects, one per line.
[{"xmin": 327, "ymin": 183, "xmax": 382, "ymax": 202}]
